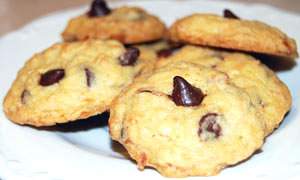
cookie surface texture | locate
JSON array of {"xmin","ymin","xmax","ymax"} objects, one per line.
[
  {"xmin": 62, "ymin": 6, "xmax": 166, "ymax": 44},
  {"xmin": 109, "ymin": 61, "xmax": 266, "ymax": 177},
  {"xmin": 3, "ymin": 40, "xmax": 141, "ymax": 126},
  {"xmin": 169, "ymin": 14, "xmax": 298, "ymax": 58},
  {"xmin": 156, "ymin": 45, "xmax": 292, "ymax": 134}
]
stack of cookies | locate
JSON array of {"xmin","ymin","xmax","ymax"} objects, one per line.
[{"xmin": 3, "ymin": 0, "xmax": 298, "ymax": 177}]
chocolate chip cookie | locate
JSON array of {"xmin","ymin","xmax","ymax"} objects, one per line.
[
  {"xmin": 156, "ymin": 45, "xmax": 292, "ymax": 134},
  {"xmin": 62, "ymin": 0, "xmax": 166, "ymax": 44},
  {"xmin": 3, "ymin": 40, "xmax": 144, "ymax": 126},
  {"xmin": 169, "ymin": 12, "xmax": 298, "ymax": 58},
  {"xmin": 109, "ymin": 61, "xmax": 266, "ymax": 177}
]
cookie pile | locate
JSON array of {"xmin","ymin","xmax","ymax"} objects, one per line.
[{"xmin": 3, "ymin": 0, "xmax": 298, "ymax": 177}]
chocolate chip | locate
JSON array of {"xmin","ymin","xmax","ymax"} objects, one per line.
[
  {"xmin": 171, "ymin": 76, "xmax": 205, "ymax": 106},
  {"xmin": 88, "ymin": 0, "xmax": 111, "ymax": 17},
  {"xmin": 157, "ymin": 48, "xmax": 179, "ymax": 58},
  {"xmin": 157, "ymin": 49, "xmax": 173, "ymax": 58},
  {"xmin": 21, "ymin": 89, "xmax": 31, "ymax": 104},
  {"xmin": 157, "ymin": 44, "xmax": 183, "ymax": 58},
  {"xmin": 84, "ymin": 68, "xmax": 95, "ymax": 87},
  {"xmin": 39, "ymin": 69, "xmax": 65, "ymax": 86},
  {"xmin": 119, "ymin": 47, "xmax": 140, "ymax": 66},
  {"xmin": 198, "ymin": 113, "xmax": 221, "ymax": 140},
  {"xmin": 223, "ymin": 9, "xmax": 240, "ymax": 19}
]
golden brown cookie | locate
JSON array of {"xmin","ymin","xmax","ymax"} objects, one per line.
[
  {"xmin": 3, "ymin": 39, "xmax": 146, "ymax": 126},
  {"xmin": 169, "ymin": 13, "xmax": 298, "ymax": 58},
  {"xmin": 156, "ymin": 45, "xmax": 292, "ymax": 134},
  {"xmin": 62, "ymin": 0, "xmax": 166, "ymax": 44},
  {"xmin": 109, "ymin": 61, "xmax": 266, "ymax": 177}
]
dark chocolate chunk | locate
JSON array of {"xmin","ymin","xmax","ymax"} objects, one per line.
[
  {"xmin": 157, "ymin": 44, "xmax": 183, "ymax": 58},
  {"xmin": 88, "ymin": 0, "xmax": 111, "ymax": 17},
  {"xmin": 84, "ymin": 68, "xmax": 95, "ymax": 87},
  {"xmin": 223, "ymin": 9, "xmax": 240, "ymax": 19},
  {"xmin": 198, "ymin": 113, "xmax": 221, "ymax": 139},
  {"xmin": 119, "ymin": 47, "xmax": 140, "ymax": 66},
  {"xmin": 171, "ymin": 76, "xmax": 205, "ymax": 106},
  {"xmin": 157, "ymin": 49, "xmax": 174, "ymax": 58},
  {"xmin": 39, "ymin": 69, "xmax": 65, "ymax": 86}
]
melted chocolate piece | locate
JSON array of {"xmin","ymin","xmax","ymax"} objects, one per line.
[
  {"xmin": 88, "ymin": 0, "xmax": 111, "ymax": 17},
  {"xmin": 157, "ymin": 43, "xmax": 183, "ymax": 58},
  {"xmin": 198, "ymin": 113, "xmax": 221, "ymax": 139},
  {"xmin": 39, "ymin": 69, "xmax": 65, "ymax": 86},
  {"xmin": 84, "ymin": 68, "xmax": 95, "ymax": 87},
  {"xmin": 223, "ymin": 9, "xmax": 240, "ymax": 19},
  {"xmin": 171, "ymin": 76, "xmax": 205, "ymax": 106},
  {"xmin": 119, "ymin": 47, "xmax": 140, "ymax": 66},
  {"xmin": 157, "ymin": 48, "xmax": 174, "ymax": 58}
]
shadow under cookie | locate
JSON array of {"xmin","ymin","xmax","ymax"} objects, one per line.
[
  {"xmin": 110, "ymin": 140, "xmax": 131, "ymax": 159},
  {"xmin": 251, "ymin": 53, "xmax": 297, "ymax": 72},
  {"xmin": 34, "ymin": 111, "xmax": 110, "ymax": 132}
]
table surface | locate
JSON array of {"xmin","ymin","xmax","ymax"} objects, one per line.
[{"xmin": 0, "ymin": 0, "xmax": 299, "ymax": 36}]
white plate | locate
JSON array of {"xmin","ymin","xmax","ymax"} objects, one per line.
[{"xmin": 0, "ymin": 0, "xmax": 299, "ymax": 179}]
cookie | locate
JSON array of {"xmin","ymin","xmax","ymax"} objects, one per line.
[
  {"xmin": 109, "ymin": 61, "xmax": 266, "ymax": 177},
  {"xmin": 3, "ymin": 39, "xmax": 146, "ymax": 126},
  {"xmin": 156, "ymin": 45, "xmax": 292, "ymax": 134},
  {"xmin": 62, "ymin": 0, "xmax": 166, "ymax": 44},
  {"xmin": 169, "ymin": 13, "xmax": 298, "ymax": 58}
]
